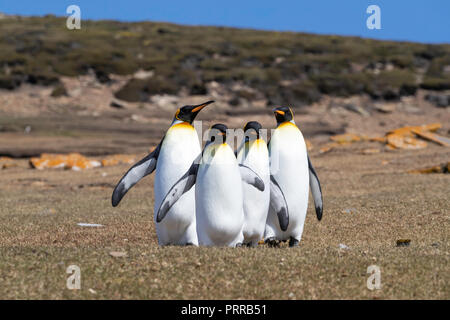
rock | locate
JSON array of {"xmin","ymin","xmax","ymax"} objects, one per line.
[
  {"xmin": 109, "ymin": 251, "xmax": 128, "ymax": 258},
  {"xmin": 411, "ymin": 129, "xmax": 450, "ymax": 147},
  {"xmin": 1, "ymin": 162, "xmax": 17, "ymax": 169},
  {"xmin": 101, "ymin": 154, "xmax": 136, "ymax": 167},
  {"xmin": 77, "ymin": 223, "xmax": 103, "ymax": 227},
  {"xmin": 387, "ymin": 134, "xmax": 427, "ymax": 150},
  {"xmin": 396, "ymin": 239, "xmax": 411, "ymax": 247},
  {"xmin": 338, "ymin": 243, "xmax": 350, "ymax": 250},
  {"xmin": 110, "ymin": 100, "xmax": 125, "ymax": 109},
  {"xmin": 343, "ymin": 103, "xmax": 370, "ymax": 116},
  {"xmin": 30, "ymin": 153, "xmax": 101, "ymax": 170},
  {"xmin": 408, "ymin": 162, "xmax": 449, "ymax": 174},
  {"xmin": 134, "ymin": 69, "xmax": 154, "ymax": 80},
  {"xmin": 330, "ymin": 133, "xmax": 363, "ymax": 144},
  {"xmin": 0, "ymin": 156, "xmax": 17, "ymax": 169},
  {"xmin": 342, "ymin": 208, "xmax": 357, "ymax": 214},
  {"xmin": 319, "ymin": 142, "xmax": 339, "ymax": 154},
  {"xmin": 425, "ymin": 93, "xmax": 449, "ymax": 108},
  {"xmin": 374, "ymin": 104, "xmax": 395, "ymax": 113},
  {"xmin": 384, "ymin": 123, "xmax": 442, "ymax": 150}
]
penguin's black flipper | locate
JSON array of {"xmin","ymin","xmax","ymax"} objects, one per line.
[
  {"xmin": 238, "ymin": 164, "xmax": 265, "ymax": 191},
  {"xmin": 156, "ymin": 159, "xmax": 200, "ymax": 223},
  {"xmin": 269, "ymin": 175, "xmax": 289, "ymax": 231},
  {"xmin": 308, "ymin": 155, "xmax": 323, "ymax": 221},
  {"xmin": 111, "ymin": 141, "xmax": 162, "ymax": 207}
]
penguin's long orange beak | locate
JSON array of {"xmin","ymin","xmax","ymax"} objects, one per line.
[{"xmin": 191, "ymin": 100, "xmax": 214, "ymax": 113}]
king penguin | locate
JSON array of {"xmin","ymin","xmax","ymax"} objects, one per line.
[
  {"xmin": 264, "ymin": 106, "xmax": 323, "ymax": 247},
  {"xmin": 111, "ymin": 100, "xmax": 214, "ymax": 246},
  {"xmin": 155, "ymin": 124, "xmax": 268, "ymax": 247},
  {"xmin": 236, "ymin": 121, "xmax": 289, "ymax": 247}
]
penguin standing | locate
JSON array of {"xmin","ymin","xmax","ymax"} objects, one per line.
[
  {"xmin": 155, "ymin": 124, "xmax": 270, "ymax": 247},
  {"xmin": 264, "ymin": 106, "xmax": 323, "ymax": 247},
  {"xmin": 111, "ymin": 101, "xmax": 214, "ymax": 246},
  {"xmin": 236, "ymin": 121, "xmax": 271, "ymax": 247}
]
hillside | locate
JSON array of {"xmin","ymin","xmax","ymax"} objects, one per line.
[{"xmin": 1, "ymin": 14, "xmax": 449, "ymax": 108}]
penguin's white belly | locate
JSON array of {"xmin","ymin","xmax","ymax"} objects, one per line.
[
  {"xmin": 238, "ymin": 141, "xmax": 270, "ymax": 245},
  {"xmin": 154, "ymin": 125, "xmax": 200, "ymax": 245},
  {"xmin": 196, "ymin": 145, "xmax": 244, "ymax": 247},
  {"xmin": 266, "ymin": 123, "xmax": 309, "ymax": 241}
]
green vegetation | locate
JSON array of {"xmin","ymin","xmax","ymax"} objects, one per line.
[{"xmin": 0, "ymin": 15, "xmax": 449, "ymax": 106}]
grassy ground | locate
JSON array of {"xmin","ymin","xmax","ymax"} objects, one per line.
[{"xmin": 0, "ymin": 143, "xmax": 448, "ymax": 299}]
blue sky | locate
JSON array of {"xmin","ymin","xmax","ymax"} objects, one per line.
[{"xmin": 1, "ymin": 0, "xmax": 449, "ymax": 44}]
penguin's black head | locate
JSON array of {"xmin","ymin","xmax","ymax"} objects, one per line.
[
  {"xmin": 209, "ymin": 123, "xmax": 228, "ymax": 144},
  {"xmin": 272, "ymin": 106, "xmax": 293, "ymax": 125},
  {"xmin": 244, "ymin": 121, "xmax": 262, "ymax": 141},
  {"xmin": 174, "ymin": 100, "xmax": 214, "ymax": 124}
]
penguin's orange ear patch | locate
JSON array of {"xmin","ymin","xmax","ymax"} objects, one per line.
[{"xmin": 175, "ymin": 109, "xmax": 181, "ymax": 120}]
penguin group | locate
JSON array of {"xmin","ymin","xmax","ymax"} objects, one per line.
[{"xmin": 112, "ymin": 100, "xmax": 323, "ymax": 247}]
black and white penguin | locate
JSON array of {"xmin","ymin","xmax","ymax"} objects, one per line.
[
  {"xmin": 236, "ymin": 121, "xmax": 271, "ymax": 247},
  {"xmin": 265, "ymin": 106, "xmax": 323, "ymax": 247},
  {"xmin": 111, "ymin": 100, "xmax": 214, "ymax": 246}
]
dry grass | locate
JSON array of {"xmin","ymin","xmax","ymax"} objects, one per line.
[{"xmin": 0, "ymin": 143, "xmax": 448, "ymax": 299}]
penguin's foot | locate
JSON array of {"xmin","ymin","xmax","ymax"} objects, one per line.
[
  {"xmin": 288, "ymin": 237, "xmax": 299, "ymax": 248},
  {"xmin": 265, "ymin": 237, "xmax": 280, "ymax": 248},
  {"xmin": 185, "ymin": 242, "xmax": 195, "ymax": 246},
  {"xmin": 235, "ymin": 242, "xmax": 244, "ymax": 248},
  {"xmin": 243, "ymin": 242, "xmax": 257, "ymax": 248}
]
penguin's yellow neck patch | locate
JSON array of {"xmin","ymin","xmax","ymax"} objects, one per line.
[
  {"xmin": 278, "ymin": 121, "xmax": 298, "ymax": 129},
  {"xmin": 245, "ymin": 139, "xmax": 264, "ymax": 148},
  {"xmin": 171, "ymin": 122, "xmax": 194, "ymax": 130},
  {"xmin": 255, "ymin": 138, "xmax": 264, "ymax": 145}
]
